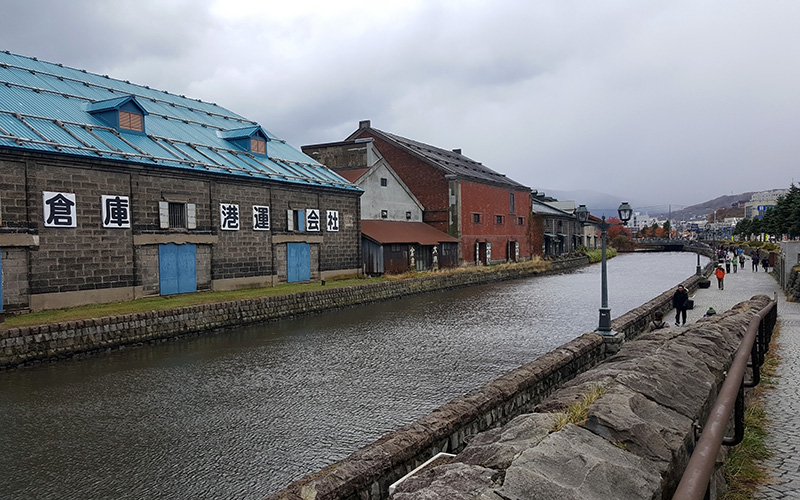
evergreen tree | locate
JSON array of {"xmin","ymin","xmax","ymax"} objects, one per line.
[{"xmin": 785, "ymin": 184, "xmax": 800, "ymax": 238}]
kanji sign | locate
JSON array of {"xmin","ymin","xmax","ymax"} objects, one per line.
[
  {"xmin": 306, "ymin": 209, "xmax": 320, "ymax": 231},
  {"xmin": 102, "ymin": 195, "xmax": 131, "ymax": 228},
  {"xmin": 253, "ymin": 205, "xmax": 270, "ymax": 231},
  {"xmin": 43, "ymin": 191, "xmax": 76, "ymax": 227},
  {"xmin": 220, "ymin": 203, "xmax": 240, "ymax": 230},
  {"xmin": 326, "ymin": 210, "xmax": 339, "ymax": 231}
]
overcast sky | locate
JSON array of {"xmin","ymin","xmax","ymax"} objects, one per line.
[{"xmin": 2, "ymin": 0, "xmax": 798, "ymax": 211}]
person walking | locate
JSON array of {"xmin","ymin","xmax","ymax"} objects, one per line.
[
  {"xmin": 715, "ymin": 265, "xmax": 726, "ymax": 290},
  {"xmin": 672, "ymin": 284, "xmax": 690, "ymax": 326},
  {"xmin": 739, "ymin": 254, "xmax": 746, "ymax": 269},
  {"xmin": 762, "ymin": 256, "xmax": 769, "ymax": 272},
  {"xmin": 724, "ymin": 255, "xmax": 731, "ymax": 274},
  {"xmin": 732, "ymin": 256, "xmax": 738, "ymax": 273},
  {"xmin": 752, "ymin": 254, "xmax": 759, "ymax": 272}
]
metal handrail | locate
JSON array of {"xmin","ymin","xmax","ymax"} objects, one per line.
[{"xmin": 672, "ymin": 294, "xmax": 777, "ymax": 499}]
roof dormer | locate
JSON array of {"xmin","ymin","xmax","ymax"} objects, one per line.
[
  {"xmin": 217, "ymin": 126, "xmax": 269, "ymax": 156},
  {"xmin": 86, "ymin": 96, "xmax": 148, "ymax": 135}
]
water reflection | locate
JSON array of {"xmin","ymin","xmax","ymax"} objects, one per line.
[{"xmin": 0, "ymin": 252, "xmax": 706, "ymax": 499}]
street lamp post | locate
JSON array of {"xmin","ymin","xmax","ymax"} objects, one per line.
[
  {"xmin": 696, "ymin": 250, "xmax": 702, "ymax": 276},
  {"xmin": 575, "ymin": 202, "xmax": 633, "ymax": 335}
]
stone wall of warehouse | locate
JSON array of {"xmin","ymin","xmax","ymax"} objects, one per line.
[{"xmin": 0, "ymin": 257, "xmax": 587, "ymax": 369}]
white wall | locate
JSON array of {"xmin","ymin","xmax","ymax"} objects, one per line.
[{"xmin": 358, "ymin": 160, "xmax": 424, "ymax": 221}]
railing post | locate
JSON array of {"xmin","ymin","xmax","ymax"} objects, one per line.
[{"xmin": 722, "ymin": 383, "xmax": 745, "ymax": 446}]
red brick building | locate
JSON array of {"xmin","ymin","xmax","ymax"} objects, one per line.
[{"xmin": 304, "ymin": 121, "xmax": 533, "ymax": 265}]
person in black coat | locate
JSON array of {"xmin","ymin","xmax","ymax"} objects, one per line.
[{"xmin": 672, "ymin": 284, "xmax": 689, "ymax": 326}]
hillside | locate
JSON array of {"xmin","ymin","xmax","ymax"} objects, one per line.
[{"xmin": 651, "ymin": 193, "xmax": 752, "ymax": 221}]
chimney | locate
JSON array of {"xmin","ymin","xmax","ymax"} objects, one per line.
[
  {"xmin": 452, "ymin": 148, "xmax": 462, "ymax": 155},
  {"xmin": 359, "ymin": 120, "xmax": 371, "ymax": 129}
]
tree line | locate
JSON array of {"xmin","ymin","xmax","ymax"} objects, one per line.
[{"xmin": 734, "ymin": 183, "xmax": 800, "ymax": 239}]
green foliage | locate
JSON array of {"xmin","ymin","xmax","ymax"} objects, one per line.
[
  {"xmin": 611, "ymin": 234, "xmax": 635, "ymax": 251},
  {"xmin": 736, "ymin": 182, "xmax": 800, "ymax": 239},
  {"xmin": 580, "ymin": 247, "xmax": 617, "ymax": 263}
]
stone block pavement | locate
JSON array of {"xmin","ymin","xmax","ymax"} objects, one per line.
[{"xmin": 665, "ymin": 264, "xmax": 800, "ymax": 498}]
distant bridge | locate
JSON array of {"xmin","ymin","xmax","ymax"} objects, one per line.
[{"xmin": 633, "ymin": 238, "xmax": 690, "ymax": 251}]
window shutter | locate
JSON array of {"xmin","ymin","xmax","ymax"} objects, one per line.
[
  {"xmin": 159, "ymin": 201, "xmax": 169, "ymax": 228},
  {"xmin": 187, "ymin": 203, "xmax": 196, "ymax": 229},
  {"xmin": 287, "ymin": 210, "xmax": 294, "ymax": 231}
]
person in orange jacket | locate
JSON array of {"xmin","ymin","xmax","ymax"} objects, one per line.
[{"xmin": 715, "ymin": 265, "xmax": 726, "ymax": 290}]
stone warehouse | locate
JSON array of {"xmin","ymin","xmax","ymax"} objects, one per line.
[{"xmin": 0, "ymin": 51, "xmax": 361, "ymax": 313}]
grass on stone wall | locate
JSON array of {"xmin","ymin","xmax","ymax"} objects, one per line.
[
  {"xmin": 721, "ymin": 325, "xmax": 781, "ymax": 499},
  {"xmin": 1, "ymin": 257, "xmax": 557, "ymax": 330},
  {"xmin": 0, "ymin": 277, "xmax": 382, "ymax": 330},
  {"xmin": 550, "ymin": 383, "xmax": 607, "ymax": 432}
]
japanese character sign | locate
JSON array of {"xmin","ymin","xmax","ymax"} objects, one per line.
[
  {"xmin": 43, "ymin": 191, "xmax": 76, "ymax": 227},
  {"xmin": 326, "ymin": 210, "xmax": 339, "ymax": 232},
  {"xmin": 102, "ymin": 195, "xmax": 131, "ymax": 228},
  {"xmin": 306, "ymin": 209, "xmax": 320, "ymax": 231},
  {"xmin": 220, "ymin": 203, "xmax": 240, "ymax": 230},
  {"xmin": 253, "ymin": 205, "xmax": 270, "ymax": 231}
]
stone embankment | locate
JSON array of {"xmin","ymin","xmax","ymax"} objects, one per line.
[
  {"xmin": 393, "ymin": 294, "xmax": 772, "ymax": 499},
  {"xmin": 264, "ymin": 263, "xmax": 716, "ymax": 500},
  {"xmin": 0, "ymin": 258, "xmax": 585, "ymax": 369}
]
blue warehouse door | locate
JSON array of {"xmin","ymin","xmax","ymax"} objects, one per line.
[
  {"xmin": 287, "ymin": 243, "xmax": 310, "ymax": 283},
  {"xmin": 159, "ymin": 244, "xmax": 197, "ymax": 295}
]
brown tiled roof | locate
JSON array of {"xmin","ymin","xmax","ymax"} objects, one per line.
[
  {"xmin": 361, "ymin": 220, "xmax": 459, "ymax": 245},
  {"xmin": 334, "ymin": 167, "xmax": 369, "ymax": 183}
]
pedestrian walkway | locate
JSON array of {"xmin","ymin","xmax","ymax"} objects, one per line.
[{"xmin": 666, "ymin": 265, "xmax": 800, "ymax": 498}]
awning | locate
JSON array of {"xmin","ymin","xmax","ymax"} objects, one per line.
[{"xmin": 361, "ymin": 220, "xmax": 459, "ymax": 246}]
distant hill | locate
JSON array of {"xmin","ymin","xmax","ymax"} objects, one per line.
[
  {"xmin": 538, "ymin": 188, "xmax": 762, "ymax": 221},
  {"xmin": 650, "ymin": 193, "xmax": 753, "ymax": 221}
]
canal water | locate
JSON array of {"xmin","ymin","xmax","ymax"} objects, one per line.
[{"xmin": 0, "ymin": 252, "xmax": 707, "ymax": 499}]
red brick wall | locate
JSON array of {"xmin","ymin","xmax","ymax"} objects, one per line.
[
  {"xmin": 352, "ymin": 132, "xmax": 450, "ymax": 232},
  {"xmin": 353, "ymin": 130, "xmax": 536, "ymax": 264},
  {"xmin": 460, "ymin": 181, "xmax": 532, "ymax": 263}
]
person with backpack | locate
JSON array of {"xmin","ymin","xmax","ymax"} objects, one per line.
[{"xmin": 648, "ymin": 310, "xmax": 669, "ymax": 331}]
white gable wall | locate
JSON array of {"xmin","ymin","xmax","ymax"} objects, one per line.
[{"xmin": 358, "ymin": 160, "xmax": 424, "ymax": 221}]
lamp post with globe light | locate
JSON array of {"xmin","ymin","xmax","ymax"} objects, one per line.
[{"xmin": 575, "ymin": 202, "xmax": 633, "ymax": 334}]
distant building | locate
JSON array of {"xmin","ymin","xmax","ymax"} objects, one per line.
[
  {"xmin": 744, "ymin": 189, "xmax": 789, "ymax": 219},
  {"xmin": 531, "ymin": 198, "xmax": 583, "ymax": 255},
  {"xmin": 0, "ymin": 51, "xmax": 361, "ymax": 312},
  {"xmin": 309, "ymin": 138, "xmax": 458, "ymax": 274},
  {"xmin": 304, "ymin": 121, "xmax": 533, "ymax": 265}
]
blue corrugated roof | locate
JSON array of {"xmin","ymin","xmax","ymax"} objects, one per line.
[{"xmin": 0, "ymin": 51, "xmax": 359, "ymax": 192}]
